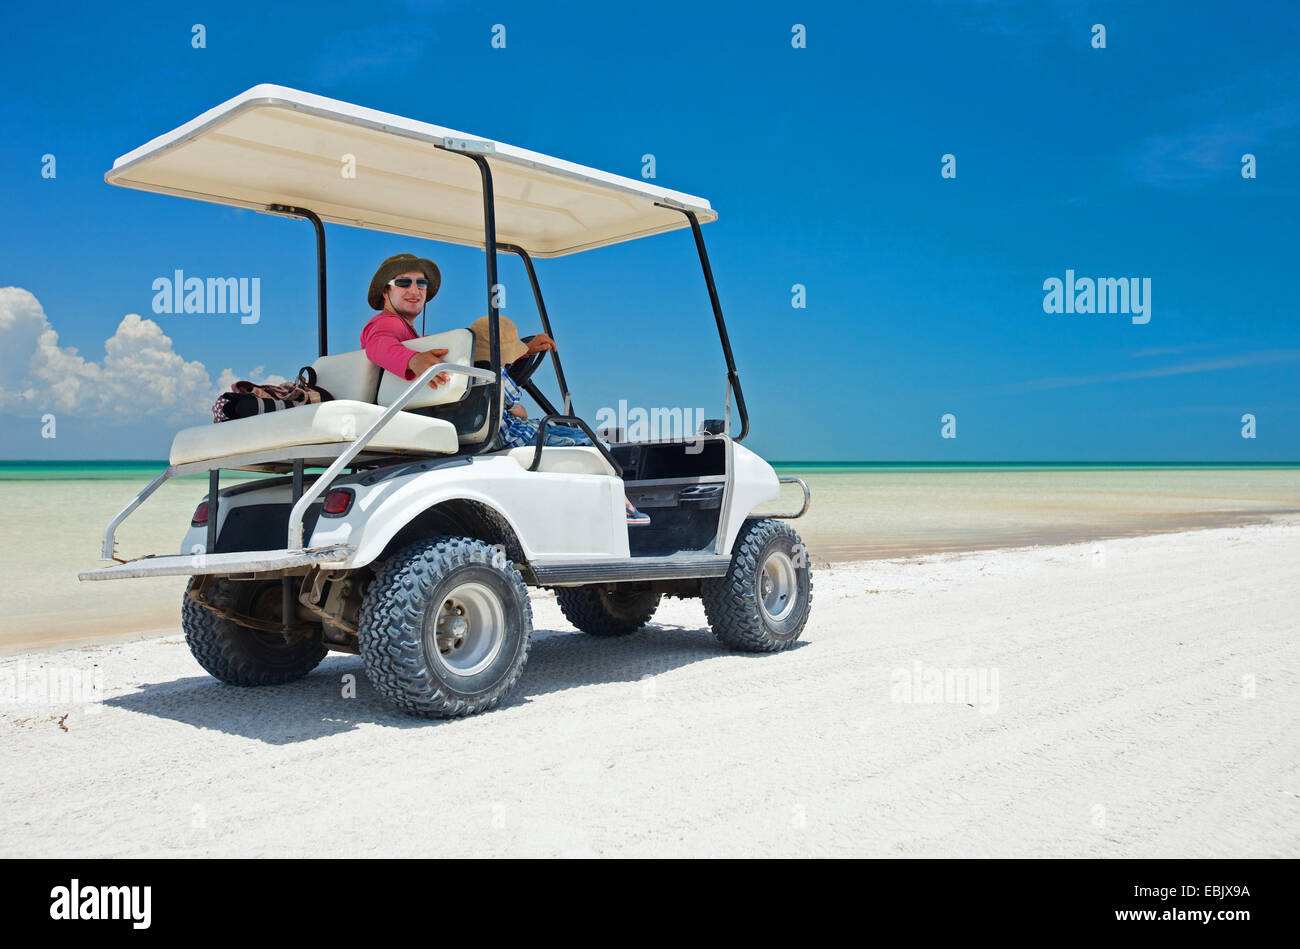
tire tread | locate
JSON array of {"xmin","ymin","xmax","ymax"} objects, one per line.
[
  {"xmin": 357, "ymin": 536, "xmax": 532, "ymax": 717},
  {"xmin": 701, "ymin": 518, "xmax": 813, "ymax": 652},
  {"xmin": 555, "ymin": 586, "xmax": 660, "ymax": 636},
  {"xmin": 182, "ymin": 578, "xmax": 327, "ymax": 686}
]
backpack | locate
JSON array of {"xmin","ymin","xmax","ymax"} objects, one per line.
[{"xmin": 212, "ymin": 366, "xmax": 335, "ymax": 423}]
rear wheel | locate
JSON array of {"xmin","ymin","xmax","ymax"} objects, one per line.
[
  {"xmin": 357, "ymin": 537, "xmax": 532, "ymax": 717},
  {"xmin": 702, "ymin": 518, "xmax": 813, "ymax": 652},
  {"xmin": 182, "ymin": 577, "xmax": 327, "ymax": 686},
  {"xmin": 555, "ymin": 585, "xmax": 661, "ymax": 636}
]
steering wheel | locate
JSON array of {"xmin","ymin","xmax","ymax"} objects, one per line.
[{"xmin": 508, "ymin": 336, "xmax": 548, "ymax": 387}]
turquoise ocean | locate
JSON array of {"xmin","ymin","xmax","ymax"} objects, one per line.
[{"xmin": 2, "ymin": 461, "xmax": 1297, "ymax": 648}]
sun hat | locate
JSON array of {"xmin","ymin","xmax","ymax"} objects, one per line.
[
  {"xmin": 368, "ymin": 253, "xmax": 441, "ymax": 311},
  {"xmin": 470, "ymin": 315, "xmax": 529, "ymax": 365}
]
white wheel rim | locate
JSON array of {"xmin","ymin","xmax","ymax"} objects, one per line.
[
  {"xmin": 758, "ymin": 550, "xmax": 798, "ymax": 622},
  {"xmin": 426, "ymin": 581, "xmax": 505, "ymax": 676}
]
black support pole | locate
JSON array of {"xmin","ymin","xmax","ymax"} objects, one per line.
[
  {"xmin": 425, "ymin": 147, "xmax": 503, "ymax": 453},
  {"xmin": 268, "ymin": 205, "xmax": 328, "ymax": 357},
  {"xmin": 467, "ymin": 154, "xmax": 502, "ymax": 454},
  {"xmin": 499, "ymin": 243, "xmax": 574, "ymax": 415},
  {"xmin": 206, "ymin": 470, "xmax": 219, "ymax": 554},
  {"xmin": 680, "ymin": 210, "xmax": 749, "ymax": 442},
  {"xmin": 520, "ymin": 378, "xmax": 560, "ymax": 418}
]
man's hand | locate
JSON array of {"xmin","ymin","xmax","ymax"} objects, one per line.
[
  {"xmin": 524, "ymin": 333, "xmax": 556, "ymax": 355},
  {"xmin": 508, "ymin": 404, "xmax": 528, "ymax": 419},
  {"xmin": 408, "ymin": 348, "xmax": 450, "ymax": 388}
]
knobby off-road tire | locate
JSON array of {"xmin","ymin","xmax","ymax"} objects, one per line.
[
  {"xmin": 182, "ymin": 577, "xmax": 327, "ymax": 686},
  {"xmin": 357, "ymin": 537, "xmax": 532, "ymax": 717},
  {"xmin": 702, "ymin": 518, "xmax": 813, "ymax": 652},
  {"xmin": 555, "ymin": 586, "xmax": 661, "ymax": 636}
]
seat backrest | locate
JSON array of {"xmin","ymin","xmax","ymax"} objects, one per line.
[
  {"xmin": 308, "ymin": 328, "xmax": 477, "ymax": 408},
  {"xmin": 376, "ymin": 328, "xmax": 475, "ymax": 409},
  {"xmin": 310, "ymin": 349, "xmax": 382, "ymax": 403},
  {"xmin": 409, "ymin": 378, "xmax": 501, "ymax": 445}
]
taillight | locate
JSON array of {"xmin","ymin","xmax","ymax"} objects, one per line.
[
  {"xmin": 323, "ymin": 489, "xmax": 354, "ymax": 516},
  {"xmin": 192, "ymin": 501, "xmax": 209, "ymax": 525}
]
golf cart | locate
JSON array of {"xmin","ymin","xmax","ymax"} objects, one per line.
[{"xmin": 80, "ymin": 85, "xmax": 813, "ymax": 717}]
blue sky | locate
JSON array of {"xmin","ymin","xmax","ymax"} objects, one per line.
[{"xmin": 1, "ymin": 0, "xmax": 1297, "ymax": 461}]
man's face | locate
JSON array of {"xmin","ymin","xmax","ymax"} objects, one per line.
[{"xmin": 384, "ymin": 270, "xmax": 428, "ymax": 320}]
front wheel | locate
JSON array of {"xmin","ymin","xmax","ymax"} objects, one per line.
[
  {"xmin": 702, "ymin": 519, "xmax": 813, "ymax": 652},
  {"xmin": 357, "ymin": 537, "xmax": 532, "ymax": 717}
]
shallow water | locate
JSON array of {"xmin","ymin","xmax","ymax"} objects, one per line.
[
  {"xmin": 0, "ymin": 471, "xmax": 262, "ymax": 644},
  {"xmin": 1, "ymin": 465, "xmax": 1296, "ymax": 646},
  {"xmin": 761, "ymin": 465, "xmax": 1300, "ymax": 560}
]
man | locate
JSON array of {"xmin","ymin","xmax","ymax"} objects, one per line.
[
  {"xmin": 363, "ymin": 257, "xmax": 648, "ymax": 524},
  {"xmin": 360, "ymin": 253, "xmax": 451, "ymax": 388}
]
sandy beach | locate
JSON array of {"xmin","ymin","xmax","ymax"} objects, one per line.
[{"xmin": 2, "ymin": 517, "xmax": 1296, "ymax": 858}]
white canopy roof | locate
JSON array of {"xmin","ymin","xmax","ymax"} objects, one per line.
[{"xmin": 106, "ymin": 85, "xmax": 717, "ymax": 257}]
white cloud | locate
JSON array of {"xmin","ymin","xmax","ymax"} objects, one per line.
[
  {"xmin": 0, "ymin": 287, "xmax": 283, "ymax": 424},
  {"xmin": 1126, "ymin": 102, "xmax": 1300, "ymax": 188},
  {"xmin": 998, "ymin": 349, "xmax": 1300, "ymax": 393}
]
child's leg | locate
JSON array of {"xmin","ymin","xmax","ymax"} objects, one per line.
[{"xmin": 540, "ymin": 423, "xmax": 593, "ymax": 447}]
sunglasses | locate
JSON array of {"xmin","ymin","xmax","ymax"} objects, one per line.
[{"xmin": 388, "ymin": 277, "xmax": 430, "ymax": 290}]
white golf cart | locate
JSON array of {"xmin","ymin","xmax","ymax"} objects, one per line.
[{"xmin": 80, "ymin": 85, "xmax": 813, "ymax": 717}]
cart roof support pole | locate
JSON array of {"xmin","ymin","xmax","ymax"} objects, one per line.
[
  {"xmin": 435, "ymin": 149, "xmax": 503, "ymax": 454},
  {"xmin": 268, "ymin": 204, "xmax": 328, "ymax": 357},
  {"xmin": 474, "ymin": 154, "xmax": 502, "ymax": 453},
  {"xmin": 679, "ymin": 209, "xmax": 749, "ymax": 442}
]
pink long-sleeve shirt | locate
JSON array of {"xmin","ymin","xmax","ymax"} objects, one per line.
[{"xmin": 360, "ymin": 311, "xmax": 418, "ymax": 379}]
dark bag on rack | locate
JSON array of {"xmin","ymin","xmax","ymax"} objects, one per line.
[{"xmin": 212, "ymin": 366, "xmax": 335, "ymax": 423}]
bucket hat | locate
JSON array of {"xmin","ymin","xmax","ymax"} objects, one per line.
[{"xmin": 368, "ymin": 253, "xmax": 441, "ymax": 311}]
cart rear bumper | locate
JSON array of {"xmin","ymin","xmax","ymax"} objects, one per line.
[{"xmin": 78, "ymin": 545, "xmax": 353, "ymax": 581}]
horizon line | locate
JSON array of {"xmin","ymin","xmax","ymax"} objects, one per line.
[{"xmin": 1, "ymin": 459, "xmax": 1297, "ymax": 467}]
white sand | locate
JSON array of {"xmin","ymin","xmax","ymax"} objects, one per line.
[{"xmin": 2, "ymin": 519, "xmax": 1297, "ymax": 858}]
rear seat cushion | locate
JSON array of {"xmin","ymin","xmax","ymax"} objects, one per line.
[
  {"xmin": 170, "ymin": 400, "xmax": 458, "ymax": 465},
  {"xmin": 376, "ymin": 328, "xmax": 475, "ymax": 409}
]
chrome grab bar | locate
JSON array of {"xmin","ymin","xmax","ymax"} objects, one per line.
[
  {"xmin": 287, "ymin": 362, "xmax": 496, "ymax": 548},
  {"xmin": 101, "ymin": 468, "xmax": 173, "ymax": 560},
  {"xmin": 98, "ymin": 362, "xmax": 497, "ymax": 562},
  {"xmin": 769, "ymin": 476, "xmax": 811, "ymax": 519}
]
